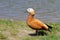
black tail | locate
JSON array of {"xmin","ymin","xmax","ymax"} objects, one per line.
[
  {"xmin": 45, "ymin": 24, "xmax": 53, "ymax": 29},
  {"xmin": 45, "ymin": 24, "xmax": 53, "ymax": 32}
]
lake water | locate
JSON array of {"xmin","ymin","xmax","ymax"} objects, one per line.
[{"xmin": 0, "ymin": 0, "xmax": 60, "ymax": 23}]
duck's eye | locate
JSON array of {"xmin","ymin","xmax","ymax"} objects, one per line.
[
  {"xmin": 27, "ymin": 9, "xmax": 29, "ymax": 12},
  {"xmin": 28, "ymin": 9, "xmax": 30, "ymax": 11}
]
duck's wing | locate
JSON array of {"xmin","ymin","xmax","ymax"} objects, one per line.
[{"xmin": 30, "ymin": 19, "xmax": 48, "ymax": 30}]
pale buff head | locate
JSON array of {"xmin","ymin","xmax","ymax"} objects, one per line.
[{"xmin": 27, "ymin": 8, "xmax": 35, "ymax": 15}]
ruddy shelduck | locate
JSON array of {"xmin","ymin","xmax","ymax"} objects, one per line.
[{"xmin": 26, "ymin": 8, "xmax": 52, "ymax": 35}]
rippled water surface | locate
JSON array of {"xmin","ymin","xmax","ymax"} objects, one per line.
[{"xmin": 0, "ymin": 0, "xmax": 60, "ymax": 22}]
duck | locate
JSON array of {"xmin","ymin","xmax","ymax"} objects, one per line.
[{"xmin": 26, "ymin": 8, "xmax": 52, "ymax": 35}]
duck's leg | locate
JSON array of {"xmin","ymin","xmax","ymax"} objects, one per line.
[{"xmin": 36, "ymin": 30, "xmax": 39, "ymax": 36}]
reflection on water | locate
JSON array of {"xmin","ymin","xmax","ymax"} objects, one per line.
[{"xmin": 0, "ymin": 0, "xmax": 60, "ymax": 22}]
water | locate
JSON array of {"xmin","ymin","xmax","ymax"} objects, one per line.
[{"xmin": 0, "ymin": 0, "xmax": 60, "ymax": 22}]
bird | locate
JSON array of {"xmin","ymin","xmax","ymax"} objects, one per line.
[{"xmin": 26, "ymin": 8, "xmax": 52, "ymax": 35}]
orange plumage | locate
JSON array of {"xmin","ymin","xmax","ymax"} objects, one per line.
[{"xmin": 26, "ymin": 8, "xmax": 52, "ymax": 35}]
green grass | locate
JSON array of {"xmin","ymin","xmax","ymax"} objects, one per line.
[{"xmin": 0, "ymin": 19, "xmax": 60, "ymax": 40}]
